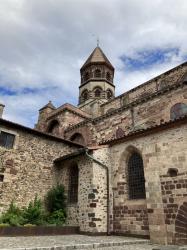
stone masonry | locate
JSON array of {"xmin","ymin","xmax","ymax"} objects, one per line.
[
  {"xmin": 0, "ymin": 120, "xmax": 82, "ymax": 212},
  {"xmin": 0, "ymin": 46, "xmax": 187, "ymax": 245}
]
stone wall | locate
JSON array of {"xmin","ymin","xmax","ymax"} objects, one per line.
[
  {"xmin": 36, "ymin": 63, "xmax": 187, "ymax": 148},
  {"xmin": 101, "ymin": 62, "xmax": 187, "ymax": 114},
  {"xmin": 55, "ymin": 147, "xmax": 110, "ymax": 233},
  {"xmin": 160, "ymin": 171, "xmax": 187, "ymax": 245},
  {"xmin": 65, "ymin": 84, "xmax": 187, "ymax": 145},
  {"xmin": 109, "ymin": 120, "xmax": 187, "ymax": 244},
  {"xmin": 0, "ymin": 124, "xmax": 79, "ymax": 213}
]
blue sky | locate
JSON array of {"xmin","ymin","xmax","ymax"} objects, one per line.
[
  {"xmin": 0, "ymin": 0, "xmax": 187, "ymax": 127},
  {"xmin": 121, "ymin": 48, "xmax": 180, "ymax": 71}
]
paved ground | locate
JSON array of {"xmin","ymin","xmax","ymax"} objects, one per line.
[
  {"xmin": 0, "ymin": 235, "xmax": 186, "ymax": 250},
  {"xmin": 0, "ymin": 235, "xmax": 152, "ymax": 249}
]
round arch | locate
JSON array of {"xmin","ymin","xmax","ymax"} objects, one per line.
[
  {"xmin": 117, "ymin": 146, "xmax": 145, "ymax": 199},
  {"xmin": 106, "ymin": 89, "xmax": 113, "ymax": 99},
  {"xmin": 47, "ymin": 120, "xmax": 60, "ymax": 135},
  {"xmin": 93, "ymin": 86, "xmax": 103, "ymax": 97},
  {"xmin": 81, "ymin": 89, "xmax": 89, "ymax": 102},
  {"xmin": 175, "ymin": 202, "xmax": 187, "ymax": 244},
  {"xmin": 70, "ymin": 133, "xmax": 85, "ymax": 145},
  {"xmin": 119, "ymin": 145, "xmax": 142, "ymax": 167},
  {"xmin": 170, "ymin": 103, "xmax": 187, "ymax": 120}
]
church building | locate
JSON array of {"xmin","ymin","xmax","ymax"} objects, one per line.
[{"xmin": 0, "ymin": 46, "xmax": 187, "ymax": 245}]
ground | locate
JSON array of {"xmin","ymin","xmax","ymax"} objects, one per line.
[{"xmin": 0, "ymin": 235, "xmax": 186, "ymax": 250}]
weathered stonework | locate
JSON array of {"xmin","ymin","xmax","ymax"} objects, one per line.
[
  {"xmin": 55, "ymin": 148, "xmax": 109, "ymax": 233},
  {"xmin": 0, "ymin": 122, "xmax": 81, "ymax": 213},
  {"xmin": 108, "ymin": 119, "xmax": 187, "ymax": 244},
  {"xmin": 0, "ymin": 47, "xmax": 187, "ymax": 245}
]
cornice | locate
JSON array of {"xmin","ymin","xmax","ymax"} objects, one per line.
[{"xmin": 64, "ymin": 82, "xmax": 186, "ymax": 132}]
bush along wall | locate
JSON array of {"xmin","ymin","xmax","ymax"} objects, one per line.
[{"xmin": 0, "ymin": 184, "xmax": 67, "ymax": 227}]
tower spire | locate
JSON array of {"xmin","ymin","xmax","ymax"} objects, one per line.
[{"xmin": 79, "ymin": 46, "xmax": 115, "ymax": 106}]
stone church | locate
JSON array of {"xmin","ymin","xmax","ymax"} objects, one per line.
[{"xmin": 0, "ymin": 46, "xmax": 187, "ymax": 245}]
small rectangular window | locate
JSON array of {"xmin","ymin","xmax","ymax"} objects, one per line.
[
  {"xmin": 0, "ymin": 175, "xmax": 4, "ymax": 182},
  {"xmin": 0, "ymin": 131, "xmax": 15, "ymax": 149}
]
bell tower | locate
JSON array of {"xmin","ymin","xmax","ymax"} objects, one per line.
[{"xmin": 78, "ymin": 46, "xmax": 115, "ymax": 111}]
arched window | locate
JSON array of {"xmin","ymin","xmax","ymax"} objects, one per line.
[
  {"xmin": 47, "ymin": 120, "xmax": 59, "ymax": 135},
  {"xmin": 94, "ymin": 87, "xmax": 102, "ymax": 97},
  {"xmin": 128, "ymin": 152, "xmax": 146, "ymax": 200},
  {"xmin": 106, "ymin": 72, "xmax": 111, "ymax": 81},
  {"xmin": 170, "ymin": 103, "xmax": 187, "ymax": 120},
  {"xmin": 94, "ymin": 69, "xmax": 101, "ymax": 78},
  {"xmin": 68, "ymin": 163, "xmax": 79, "ymax": 203},
  {"xmin": 70, "ymin": 133, "xmax": 85, "ymax": 145},
  {"xmin": 84, "ymin": 72, "xmax": 90, "ymax": 82},
  {"xmin": 81, "ymin": 90, "xmax": 89, "ymax": 101},
  {"xmin": 106, "ymin": 89, "xmax": 113, "ymax": 99}
]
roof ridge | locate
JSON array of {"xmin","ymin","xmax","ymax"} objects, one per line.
[{"xmin": 81, "ymin": 46, "xmax": 114, "ymax": 70}]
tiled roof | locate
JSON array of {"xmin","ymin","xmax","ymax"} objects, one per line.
[
  {"xmin": 81, "ymin": 46, "xmax": 114, "ymax": 70},
  {"xmin": 100, "ymin": 115, "xmax": 187, "ymax": 146},
  {"xmin": 39, "ymin": 101, "xmax": 56, "ymax": 111},
  {"xmin": 0, "ymin": 118, "xmax": 84, "ymax": 148},
  {"xmin": 46, "ymin": 103, "xmax": 92, "ymax": 120}
]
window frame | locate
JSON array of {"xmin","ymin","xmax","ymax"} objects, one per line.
[
  {"xmin": 106, "ymin": 72, "xmax": 111, "ymax": 81},
  {"xmin": 94, "ymin": 87, "xmax": 102, "ymax": 97},
  {"xmin": 68, "ymin": 164, "xmax": 79, "ymax": 204},
  {"xmin": 0, "ymin": 130, "xmax": 16, "ymax": 149},
  {"xmin": 81, "ymin": 89, "xmax": 89, "ymax": 101},
  {"xmin": 94, "ymin": 69, "xmax": 101, "ymax": 78},
  {"xmin": 47, "ymin": 120, "xmax": 60, "ymax": 134},
  {"xmin": 127, "ymin": 152, "xmax": 146, "ymax": 200},
  {"xmin": 106, "ymin": 89, "xmax": 113, "ymax": 99}
]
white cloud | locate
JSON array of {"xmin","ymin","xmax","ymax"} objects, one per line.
[{"xmin": 0, "ymin": 0, "xmax": 187, "ymax": 126}]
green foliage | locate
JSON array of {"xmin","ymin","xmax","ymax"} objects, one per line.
[
  {"xmin": 0, "ymin": 202, "xmax": 24, "ymax": 226},
  {"xmin": 23, "ymin": 196, "xmax": 46, "ymax": 225},
  {"xmin": 45, "ymin": 184, "xmax": 66, "ymax": 214},
  {"xmin": 0, "ymin": 185, "xmax": 67, "ymax": 227},
  {"xmin": 47, "ymin": 209, "xmax": 66, "ymax": 225}
]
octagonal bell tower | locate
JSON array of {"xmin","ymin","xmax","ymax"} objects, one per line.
[{"xmin": 78, "ymin": 46, "xmax": 115, "ymax": 114}]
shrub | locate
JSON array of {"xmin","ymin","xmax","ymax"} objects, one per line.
[
  {"xmin": 45, "ymin": 184, "xmax": 66, "ymax": 215},
  {"xmin": 23, "ymin": 195, "xmax": 46, "ymax": 225},
  {"xmin": 0, "ymin": 202, "xmax": 24, "ymax": 226},
  {"xmin": 47, "ymin": 209, "xmax": 66, "ymax": 225}
]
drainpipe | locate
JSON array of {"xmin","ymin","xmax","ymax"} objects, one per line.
[{"xmin": 85, "ymin": 149, "xmax": 110, "ymax": 236}]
